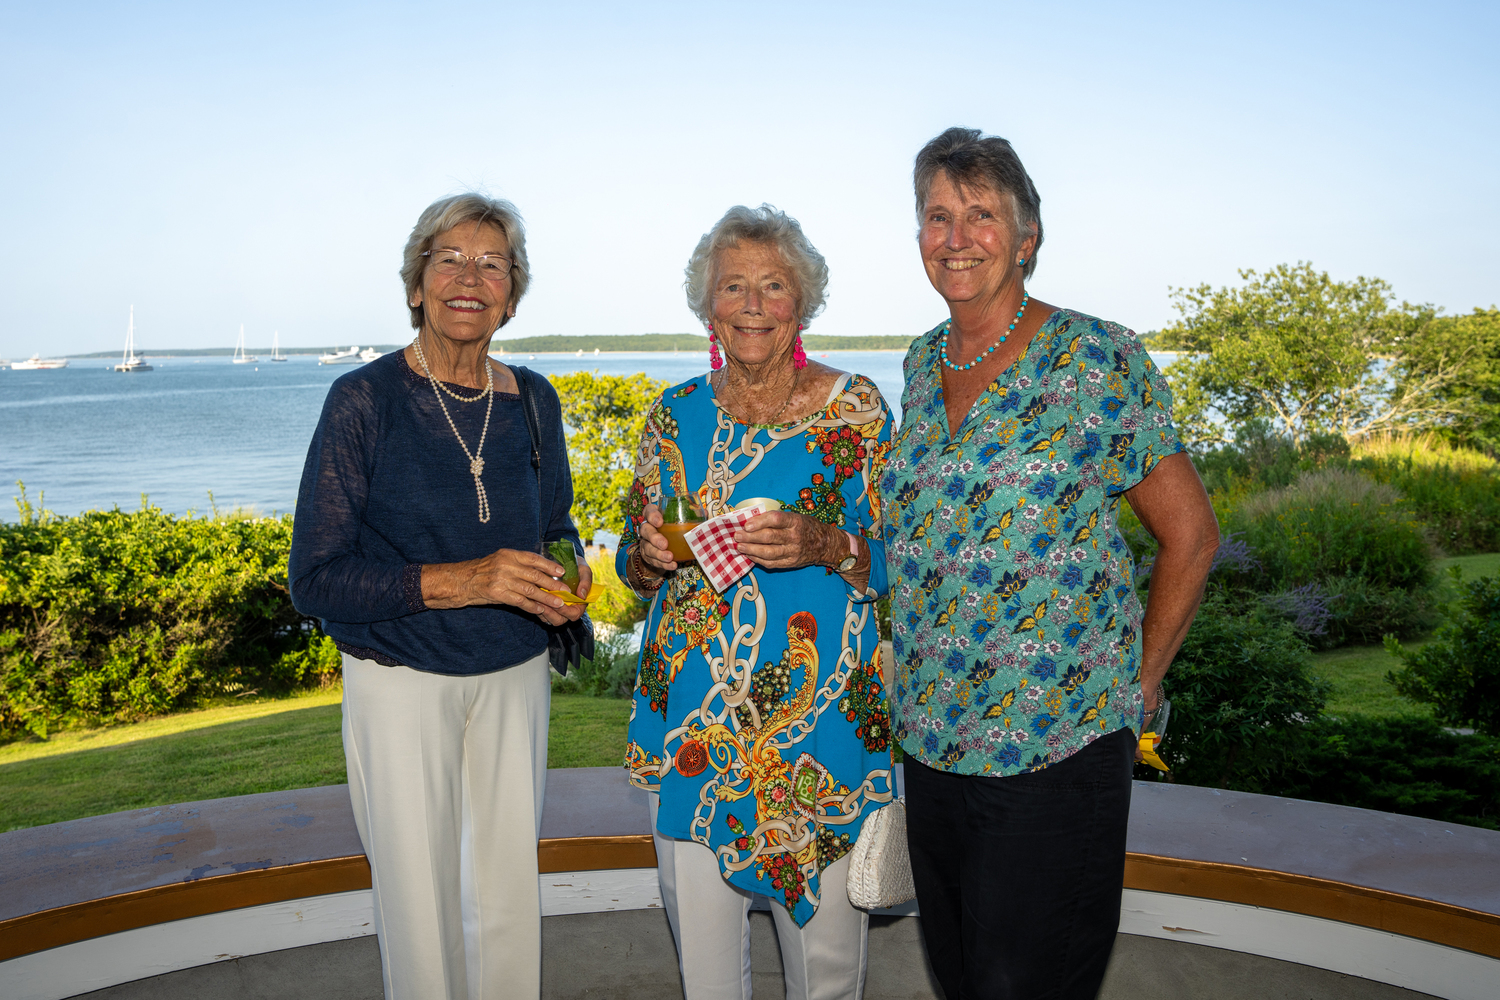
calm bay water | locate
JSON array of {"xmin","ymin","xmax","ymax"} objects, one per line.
[
  {"xmin": 0, "ymin": 351, "xmax": 909, "ymax": 520},
  {"xmin": 1, "ymin": 347, "xmax": 1178, "ymax": 521}
]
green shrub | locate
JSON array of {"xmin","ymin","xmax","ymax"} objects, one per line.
[
  {"xmin": 1282, "ymin": 716, "xmax": 1500, "ymax": 830},
  {"xmin": 1226, "ymin": 469, "xmax": 1434, "ymax": 591},
  {"xmin": 1155, "ymin": 597, "xmax": 1330, "ymax": 791},
  {"xmin": 0, "ymin": 494, "xmax": 338, "ymax": 740},
  {"xmin": 1352, "ymin": 454, "xmax": 1500, "ymax": 556},
  {"xmin": 1192, "ymin": 418, "xmax": 1350, "ymax": 494},
  {"xmin": 1387, "ymin": 575, "xmax": 1500, "ymax": 736},
  {"xmin": 1321, "ymin": 575, "xmax": 1440, "ymax": 646},
  {"xmin": 552, "ymin": 626, "xmax": 639, "ymax": 699}
]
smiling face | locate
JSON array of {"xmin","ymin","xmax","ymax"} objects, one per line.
[
  {"xmin": 918, "ymin": 172, "xmax": 1033, "ymax": 306},
  {"xmin": 710, "ymin": 241, "xmax": 802, "ymax": 368},
  {"xmin": 411, "ymin": 221, "xmax": 515, "ymax": 345}
]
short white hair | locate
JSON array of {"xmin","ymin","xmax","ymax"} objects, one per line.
[{"xmin": 683, "ymin": 204, "xmax": 828, "ymax": 328}]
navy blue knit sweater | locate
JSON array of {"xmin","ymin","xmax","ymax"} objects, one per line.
[{"xmin": 288, "ymin": 351, "xmax": 580, "ymax": 675}]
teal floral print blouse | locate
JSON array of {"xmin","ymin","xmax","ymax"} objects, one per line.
[{"xmin": 880, "ymin": 309, "xmax": 1183, "ymax": 777}]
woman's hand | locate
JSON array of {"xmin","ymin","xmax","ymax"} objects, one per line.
[
  {"xmin": 421, "ymin": 548, "xmax": 585, "ymax": 625},
  {"xmin": 734, "ymin": 510, "xmax": 843, "ymax": 570},
  {"xmin": 636, "ymin": 504, "xmax": 677, "ymax": 575}
]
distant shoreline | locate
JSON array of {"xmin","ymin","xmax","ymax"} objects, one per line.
[{"xmin": 64, "ymin": 333, "xmax": 916, "ymax": 359}]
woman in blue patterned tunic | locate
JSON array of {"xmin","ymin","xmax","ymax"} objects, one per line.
[
  {"xmin": 618, "ymin": 205, "xmax": 894, "ymax": 1000},
  {"xmin": 881, "ymin": 129, "xmax": 1220, "ymax": 999}
]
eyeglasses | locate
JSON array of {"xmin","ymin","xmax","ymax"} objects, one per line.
[{"xmin": 421, "ymin": 248, "xmax": 513, "ymax": 281}]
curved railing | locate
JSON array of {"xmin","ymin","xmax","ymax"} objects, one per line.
[{"xmin": 2, "ymin": 769, "xmax": 1497, "ymax": 999}]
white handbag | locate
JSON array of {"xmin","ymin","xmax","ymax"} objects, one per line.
[{"xmin": 846, "ymin": 796, "xmax": 916, "ymax": 909}]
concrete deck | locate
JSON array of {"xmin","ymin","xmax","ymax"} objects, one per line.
[{"xmin": 74, "ymin": 912, "xmax": 1438, "ymax": 999}]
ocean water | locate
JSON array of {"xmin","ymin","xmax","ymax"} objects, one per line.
[
  {"xmin": 0, "ymin": 350, "xmax": 908, "ymax": 520},
  {"xmin": 1, "ymin": 347, "xmax": 1178, "ymax": 521}
]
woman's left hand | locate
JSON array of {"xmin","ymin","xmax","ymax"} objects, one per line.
[{"xmin": 734, "ymin": 510, "xmax": 840, "ymax": 570}]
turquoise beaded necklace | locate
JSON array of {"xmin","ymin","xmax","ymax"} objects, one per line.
[{"xmin": 939, "ymin": 292, "xmax": 1030, "ymax": 372}]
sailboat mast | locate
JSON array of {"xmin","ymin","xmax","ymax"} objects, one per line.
[{"xmin": 124, "ymin": 305, "xmax": 135, "ymax": 363}]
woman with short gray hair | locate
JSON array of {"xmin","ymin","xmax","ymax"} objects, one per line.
[
  {"xmin": 291, "ymin": 192, "xmax": 589, "ymax": 999},
  {"xmin": 882, "ymin": 127, "xmax": 1219, "ymax": 999},
  {"xmin": 619, "ymin": 204, "xmax": 895, "ymax": 999}
]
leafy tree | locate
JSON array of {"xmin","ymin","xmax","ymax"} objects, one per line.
[
  {"xmin": 549, "ymin": 371, "xmax": 668, "ymax": 543},
  {"xmin": 1392, "ymin": 307, "xmax": 1500, "ymax": 453},
  {"xmin": 1151, "ymin": 262, "xmax": 1469, "ymax": 446}
]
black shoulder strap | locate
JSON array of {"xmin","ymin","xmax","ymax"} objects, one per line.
[{"xmin": 514, "ymin": 366, "xmax": 545, "ymax": 547}]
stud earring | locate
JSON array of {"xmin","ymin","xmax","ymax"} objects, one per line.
[{"xmin": 1017, "ymin": 257, "xmax": 1026, "ymax": 266}]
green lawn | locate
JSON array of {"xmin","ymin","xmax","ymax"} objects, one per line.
[
  {"xmin": 1436, "ymin": 552, "xmax": 1500, "ymax": 582},
  {"xmin": 1310, "ymin": 642, "xmax": 1434, "ymax": 720},
  {"xmin": 0, "ymin": 690, "xmax": 631, "ymax": 833}
]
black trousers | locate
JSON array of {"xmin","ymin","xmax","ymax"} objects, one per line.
[{"xmin": 905, "ymin": 727, "xmax": 1135, "ymax": 1000}]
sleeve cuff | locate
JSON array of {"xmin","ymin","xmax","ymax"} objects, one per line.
[{"xmin": 402, "ymin": 563, "xmax": 427, "ymax": 614}]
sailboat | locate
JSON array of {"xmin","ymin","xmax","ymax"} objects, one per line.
[
  {"xmin": 270, "ymin": 331, "xmax": 288, "ymax": 362},
  {"xmin": 114, "ymin": 306, "xmax": 153, "ymax": 372},
  {"xmin": 233, "ymin": 325, "xmax": 258, "ymax": 364}
]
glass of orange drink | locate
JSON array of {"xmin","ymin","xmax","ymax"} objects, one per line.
[{"xmin": 658, "ymin": 496, "xmax": 705, "ymax": 563}]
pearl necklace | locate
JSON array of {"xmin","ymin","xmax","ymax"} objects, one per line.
[
  {"xmin": 411, "ymin": 335, "xmax": 493, "ymax": 522},
  {"xmin": 940, "ymin": 292, "xmax": 1030, "ymax": 371}
]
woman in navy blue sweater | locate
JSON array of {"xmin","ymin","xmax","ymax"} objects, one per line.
[{"xmin": 289, "ymin": 193, "xmax": 589, "ymax": 1000}]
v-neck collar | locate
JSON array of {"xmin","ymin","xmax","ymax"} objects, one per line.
[{"xmin": 931, "ymin": 310, "xmax": 1069, "ymax": 440}]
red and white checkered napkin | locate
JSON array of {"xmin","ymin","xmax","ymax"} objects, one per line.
[{"xmin": 685, "ymin": 504, "xmax": 765, "ymax": 593}]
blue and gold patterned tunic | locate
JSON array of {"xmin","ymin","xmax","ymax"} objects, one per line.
[
  {"xmin": 880, "ymin": 310, "xmax": 1183, "ymax": 777},
  {"xmin": 620, "ymin": 372, "xmax": 894, "ymax": 927}
]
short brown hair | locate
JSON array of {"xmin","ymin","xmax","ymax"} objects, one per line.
[{"xmin": 914, "ymin": 127, "xmax": 1043, "ymax": 280}]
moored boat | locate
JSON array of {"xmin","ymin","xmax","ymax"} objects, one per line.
[
  {"xmin": 358, "ymin": 347, "xmax": 385, "ymax": 362},
  {"xmin": 114, "ymin": 306, "xmax": 153, "ymax": 372},
  {"xmin": 270, "ymin": 331, "xmax": 288, "ymax": 361},
  {"xmin": 318, "ymin": 346, "xmax": 363, "ymax": 365},
  {"xmin": 12, "ymin": 355, "xmax": 69, "ymax": 370},
  {"xmin": 232, "ymin": 325, "xmax": 258, "ymax": 364}
]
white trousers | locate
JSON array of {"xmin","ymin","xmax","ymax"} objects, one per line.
[
  {"xmin": 651, "ymin": 794, "xmax": 870, "ymax": 1000},
  {"xmin": 341, "ymin": 651, "xmax": 551, "ymax": 1000}
]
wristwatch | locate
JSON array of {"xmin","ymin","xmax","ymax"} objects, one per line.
[{"xmin": 837, "ymin": 531, "xmax": 859, "ymax": 573}]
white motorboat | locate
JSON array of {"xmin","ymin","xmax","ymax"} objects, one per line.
[
  {"xmin": 12, "ymin": 355, "xmax": 69, "ymax": 370},
  {"xmin": 232, "ymin": 325, "xmax": 258, "ymax": 364},
  {"xmin": 358, "ymin": 347, "xmax": 385, "ymax": 362},
  {"xmin": 114, "ymin": 306, "xmax": 153, "ymax": 372},
  {"xmin": 318, "ymin": 346, "xmax": 363, "ymax": 365},
  {"xmin": 270, "ymin": 331, "xmax": 288, "ymax": 361}
]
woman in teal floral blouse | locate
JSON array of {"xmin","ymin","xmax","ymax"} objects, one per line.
[
  {"xmin": 882, "ymin": 128, "xmax": 1220, "ymax": 1000},
  {"xmin": 618, "ymin": 205, "xmax": 894, "ymax": 1000}
]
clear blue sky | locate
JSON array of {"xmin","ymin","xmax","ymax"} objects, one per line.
[{"xmin": 1, "ymin": 1, "xmax": 1495, "ymax": 357}]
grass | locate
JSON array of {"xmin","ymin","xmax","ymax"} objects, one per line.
[
  {"xmin": 0, "ymin": 689, "xmax": 632, "ymax": 833},
  {"xmin": 1310, "ymin": 642, "xmax": 1434, "ymax": 721},
  {"xmin": 1437, "ymin": 552, "xmax": 1500, "ymax": 582}
]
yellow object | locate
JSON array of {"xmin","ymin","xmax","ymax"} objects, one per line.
[
  {"xmin": 544, "ymin": 582, "xmax": 607, "ymax": 605},
  {"xmin": 1138, "ymin": 731, "xmax": 1169, "ymax": 772}
]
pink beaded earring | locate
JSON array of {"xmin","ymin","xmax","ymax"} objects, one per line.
[
  {"xmin": 793, "ymin": 324, "xmax": 808, "ymax": 369},
  {"xmin": 708, "ymin": 324, "xmax": 723, "ymax": 370}
]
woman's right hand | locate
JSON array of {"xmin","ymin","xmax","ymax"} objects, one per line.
[
  {"xmin": 637, "ymin": 503, "xmax": 677, "ymax": 575},
  {"xmin": 422, "ymin": 548, "xmax": 585, "ymax": 625}
]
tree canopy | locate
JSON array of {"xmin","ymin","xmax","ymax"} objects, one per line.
[
  {"xmin": 1151, "ymin": 262, "xmax": 1483, "ymax": 447},
  {"xmin": 549, "ymin": 371, "xmax": 668, "ymax": 542}
]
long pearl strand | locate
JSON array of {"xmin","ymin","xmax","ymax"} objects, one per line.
[
  {"xmin": 940, "ymin": 292, "xmax": 1030, "ymax": 371},
  {"xmin": 412, "ymin": 335, "xmax": 493, "ymax": 522}
]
